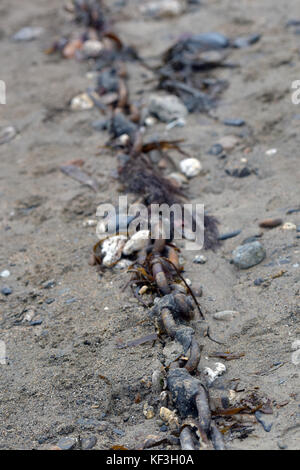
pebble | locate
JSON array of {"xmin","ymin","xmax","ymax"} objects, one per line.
[
  {"xmin": 13, "ymin": 26, "xmax": 44, "ymax": 41},
  {"xmin": 42, "ymin": 279, "xmax": 56, "ymax": 289},
  {"xmin": 45, "ymin": 298, "xmax": 55, "ymax": 304},
  {"xmin": 254, "ymin": 278, "xmax": 265, "ymax": 286},
  {"xmin": 160, "ymin": 407, "xmax": 179, "ymax": 429},
  {"xmin": 77, "ymin": 418, "xmax": 108, "ymax": 432},
  {"xmin": 0, "ymin": 126, "xmax": 17, "ymax": 145},
  {"xmin": 193, "ymin": 255, "xmax": 207, "ymax": 264},
  {"xmin": 141, "ymin": 0, "xmax": 185, "ymax": 18},
  {"xmin": 218, "ymin": 230, "xmax": 241, "ymax": 241},
  {"xmin": 101, "ymin": 235, "xmax": 127, "ymax": 267},
  {"xmin": 218, "ymin": 135, "xmax": 240, "ymax": 150},
  {"xmin": 179, "ymin": 158, "xmax": 202, "ymax": 178},
  {"xmin": 203, "ymin": 362, "xmax": 226, "ymax": 385},
  {"xmin": 167, "ymin": 172, "xmax": 188, "ymax": 187},
  {"xmin": 232, "ymin": 241, "xmax": 266, "ymax": 269},
  {"xmin": 143, "ymin": 403, "xmax": 155, "ymax": 419},
  {"xmin": 209, "ymin": 143, "xmax": 223, "ymax": 155},
  {"xmin": 0, "ymin": 270, "xmax": 10, "ymax": 278},
  {"xmin": 1, "ymin": 286, "xmax": 12, "ymax": 296},
  {"xmin": 259, "ymin": 218, "xmax": 283, "ymax": 228},
  {"xmin": 282, "ymin": 222, "xmax": 297, "ymax": 230},
  {"xmin": 233, "ymin": 33, "xmax": 261, "ymax": 48},
  {"xmin": 114, "ymin": 259, "xmax": 132, "ymax": 270},
  {"xmin": 56, "ymin": 437, "xmax": 77, "ymax": 450},
  {"xmin": 80, "ymin": 436, "xmax": 97, "ymax": 450},
  {"xmin": 296, "ymin": 225, "xmax": 300, "ymax": 232},
  {"xmin": 123, "ymin": 230, "xmax": 150, "ymax": 256},
  {"xmin": 213, "ymin": 310, "xmax": 239, "ymax": 321},
  {"xmin": 188, "ymin": 33, "xmax": 229, "ymax": 50},
  {"xmin": 255, "ymin": 411, "xmax": 273, "ymax": 432},
  {"xmin": 223, "ymin": 119, "xmax": 245, "ymax": 127},
  {"xmin": 70, "ymin": 93, "xmax": 94, "ymax": 111},
  {"xmin": 82, "ymin": 39, "xmax": 103, "ymax": 57},
  {"xmin": 149, "ymin": 94, "xmax": 188, "ymax": 123},
  {"xmin": 265, "ymin": 148, "xmax": 277, "ymax": 156}
]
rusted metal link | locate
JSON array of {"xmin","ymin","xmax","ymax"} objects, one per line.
[
  {"xmin": 195, "ymin": 384, "xmax": 212, "ymax": 436},
  {"xmin": 210, "ymin": 421, "xmax": 226, "ymax": 450},
  {"xmin": 151, "ymin": 260, "xmax": 171, "ymax": 295},
  {"xmin": 185, "ymin": 338, "xmax": 202, "ymax": 373},
  {"xmin": 179, "ymin": 427, "xmax": 197, "ymax": 450},
  {"xmin": 161, "ymin": 307, "xmax": 177, "ymax": 338}
]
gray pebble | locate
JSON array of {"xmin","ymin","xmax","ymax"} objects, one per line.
[
  {"xmin": 223, "ymin": 119, "xmax": 245, "ymax": 127},
  {"xmin": 193, "ymin": 255, "xmax": 207, "ymax": 264},
  {"xmin": 56, "ymin": 437, "xmax": 77, "ymax": 450},
  {"xmin": 232, "ymin": 241, "xmax": 266, "ymax": 269},
  {"xmin": 13, "ymin": 27, "xmax": 44, "ymax": 41},
  {"xmin": 213, "ymin": 310, "xmax": 238, "ymax": 321},
  {"xmin": 80, "ymin": 436, "xmax": 97, "ymax": 450},
  {"xmin": 255, "ymin": 411, "xmax": 273, "ymax": 432},
  {"xmin": 1, "ymin": 286, "xmax": 12, "ymax": 296}
]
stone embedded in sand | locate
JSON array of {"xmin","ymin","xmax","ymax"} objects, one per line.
[
  {"xmin": 149, "ymin": 94, "xmax": 188, "ymax": 123},
  {"xmin": 70, "ymin": 93, "xmax": 94, "ymax": 111},
  {"xmin": 218, "ymin": 135, "xmax": 240, "ymax": 150},
  {"xmin": 123, "ymin": 230, "xmax": 150, "ymax": 256},
  {"xmin": 213, "ymin": 310, "xmax": 239, "ymax": 321},
  {"xmin": 203, "ymin": 362, "xmax": 226, "ymax": 385},
  {"xmin": 13, "ymin": 27, "xmax": 44, "ymax": 41},
  {"xmin": 101, "ymin": 235, "xmax": 127, "ymax": 267},
  {"xmin": 82, "ymin": 39, "xmax": 103, "ymax": 57},
  {"xmin": 232, "ymin": 241, "xmax": 266, "ymax": 269},
  {"xmin": 180, "ymin": 158, "xmax": 202, "ymax": 178},
  {"xmin": 141, "ymin": 1, "xmax": 185, "ymax": 18},
  {"xmin": 193, "ymin": 255, "xmax": 207, "ymax": 264}
]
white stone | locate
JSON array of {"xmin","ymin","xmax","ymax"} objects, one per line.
[
  {"xmin": 101, "ymin": 235, "xmax": 127, "ymax": 267},
  {"xmin": 213, "ymin": 310, "xmax": 239, "ymax": 321},
  {"xmin": 82, "ymin": 40, "xmax": 103, "ymax": 57},
  {"xmin": 265, "ymin": 148, "xmax": 277, "ymax": 156},
  {"xmin": 180, "ymin": 158, "xmax": 202, "ymax": 178},
  {"xmin": 70, "ymin": 93, "xmax": 94, "ymax": 111},
  {"xmin": 203, "ymin": 362, "xmax": 226, "ymax": 384},
  {"xmin": 0, "ymin": 270, "xmax": 10, "ymax": 278},
  {"xmin": 149, "ymin": 94, "xmax": 188, "ymax": 123},
  {"xmin": 123, "ymin": 230, "xmax": 150, "ymax": 255},
  {"xmin": 141, "ymin": 1, "xmax": 185, "ymax": 18}
]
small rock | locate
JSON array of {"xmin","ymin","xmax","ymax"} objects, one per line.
[
  {"xmin": 149, "ymin": 94, "xmax": 188, "ymax": 123},
  {"xmin": 180, "ymin": 158, "xmax": 202, "ymax": 178},
  {"xmin": 42, "ymin": 279, "xmax": 56, "ymax": 289},
  {"xmin": 192, "ymin": 284, "xmax": 203, "ymax": 297},
  {"xmin": 101, "ymin": 235, "xmax": 127, "ymax": 267},
  {"xmin": 232, "ymin": 241, "xmax": 266, "ymax": 269},
  {"xmin": 167, "ymin": 172, "xmax": 188, "ymax": 188},
  {"xmin": 160, "ymin": 407, "xmax": 179, "ymax": 429},
  {"xmin": 259, "ymin": 218, "xmax": 283, "ymax": 228},
  {"xmin": 70, "ymin": 93, "xmax": 94, "ymax": 111},
  {"xmin": 233, "ymin": 34, "xmax": 261, "ymax": 48},
  {"xmin": 193, "ymin": 255, "xmax": 207, "ymax": 264},
  {"xmin": 80, "ymin": 436, "xmax": 97, "ymax": 450},
  {"xmin": 218, "ymin": 135, "xmax": 240, "ymax": 150},
  {"xmin": 254, "ymin": 278, "xmax": 264, "ymax": 286},
  {"xmin": 226, "ymin": 166, "xmax": 252, "ymax": 178},
  {"xmin": 141, "ymin": 0, "xmax": 185, "ymax": 18},
  {"xmin": 223, "ymin": 118, "xmax": 245, "ymax": 127},
  {"xmin": 213, "ymin": 310, "xmax": 238, "ymax": 321},
  {"xmin": 143, "ymin": 403, "xmax": 155, "ymax": 419},
  {"xmin": 296, "ymin": 225, "xmax": 300, "ymax": 233},
  {"xmin": 82, "ymin": 40, "xmax": 103, "ymax": 57},
  {"xmin": 112, "ymin": 428, "xmax": 125, "ymax": 437},
  {"xmin": 209, "ymin": 143, "xmax": 223, "ymax": 155},
  {"xmin": 45, "ymin": 298, "xmax": 55, "ymax": 304},
  {"xmin": 218, "ymin": 230, "xmax": 241, "ymax": 241},
  {"xmin": 282, "ymin": 222, "xmax": 297, "ymax": 230},
  {"xmin": 123, "ymin": 230, "xmax": 150, "ymax": 256},
  {"xmin": 265, "ymin": 148, "xmax": 277, "ymax": 156},
  {"xmin": 13, "ymin": 26, "xmax": 44, "ymax": 41},
  {"xmin": 255, "ymin": 411, "xmax": 273, "ymax": 432},
  {"xmin": 203, "ymin": 362, "xmax": 226, "ymax": 385},
  {"xmin": 56, "ymin": 437, "xmax": 77, "ymax": 450},
  {"xmin": 0, "ymin": 270, "xmax": 10, "ymax": 278},
  {"xmin": 0, "ymin": 126, "xmax": 17, "ymax": 145},
  {"xmin": 152, "ymin": 369, "xmax": 164, "ymax": 392},
  {"xmin": 1, "ymin": 286, "xmax": 12, "ymax": 296},
  {"xmin": 186, "ymin": 33, "xmax": 229, "ymax": 50},
  {"xmin": 114, "ymin": 259, "xmax": 132, "ymax": 270}
]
